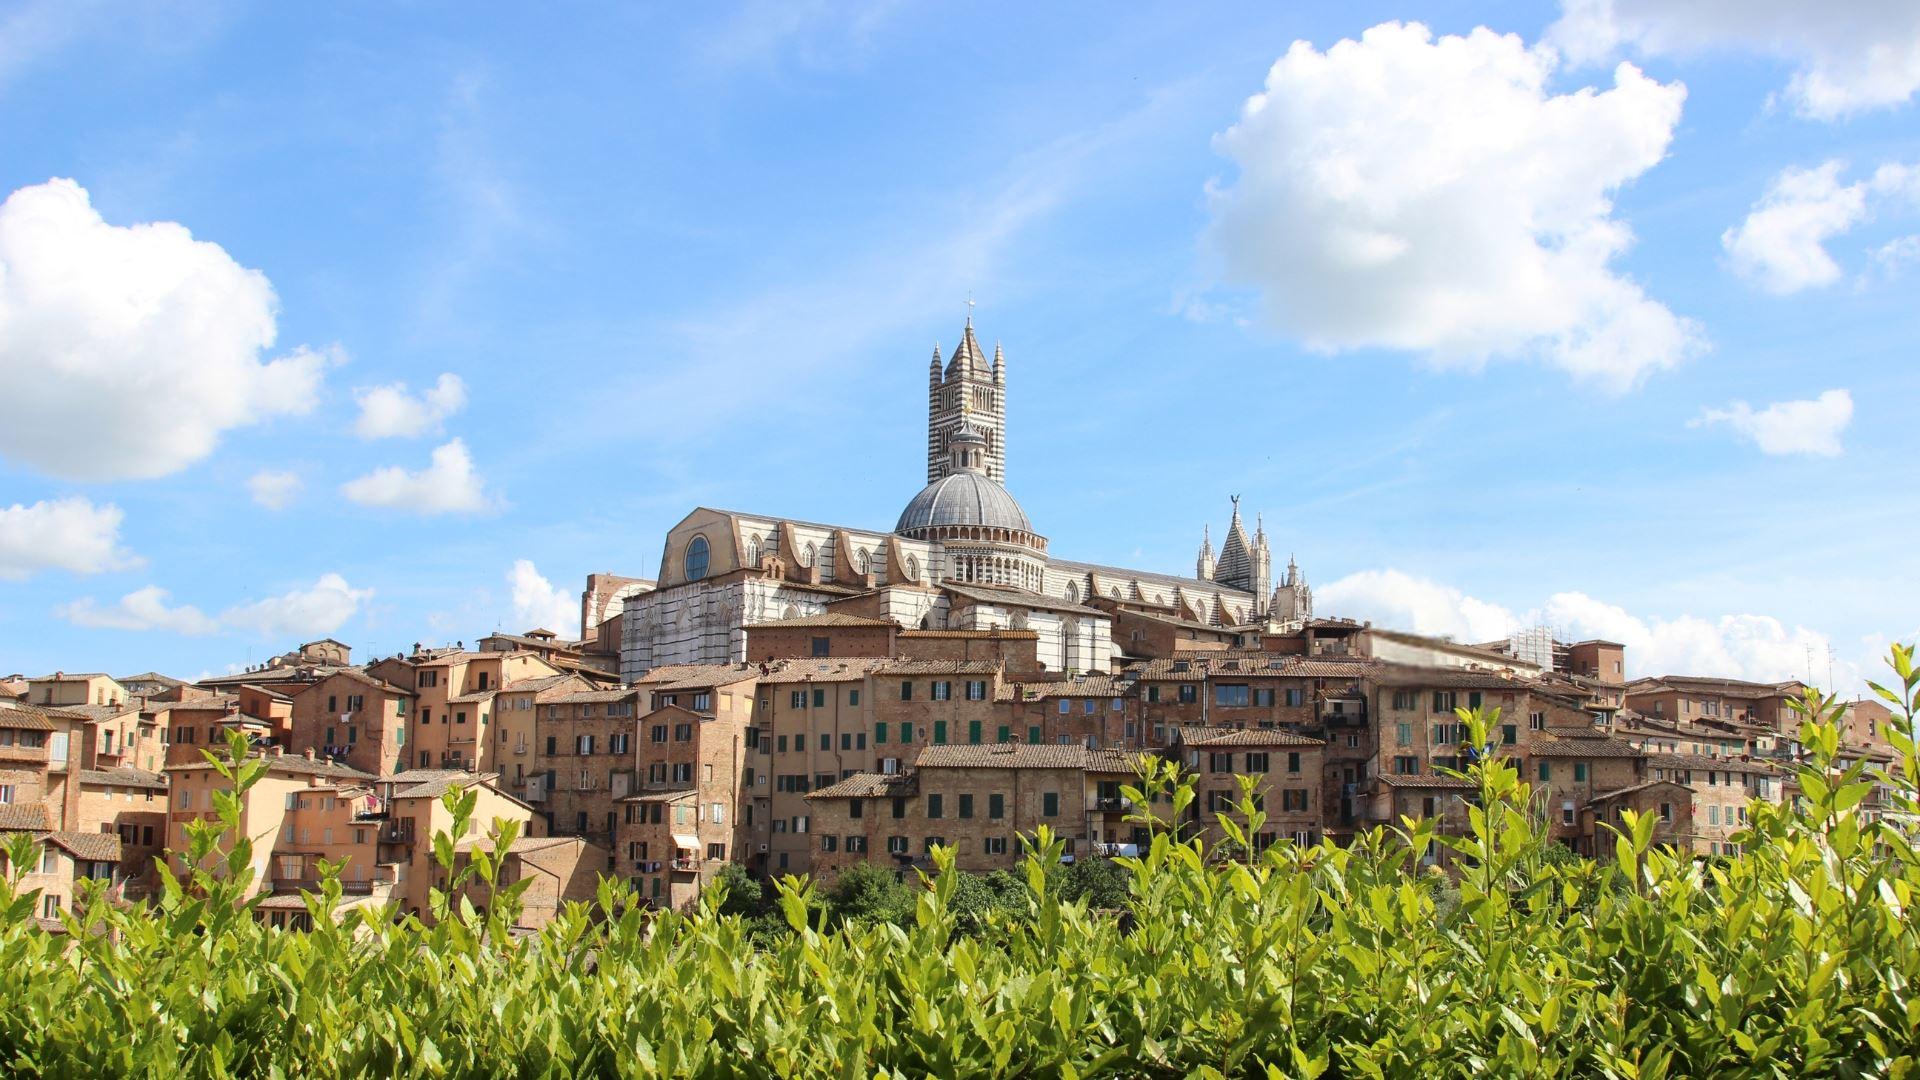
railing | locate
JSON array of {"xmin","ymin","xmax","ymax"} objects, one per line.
[
  {"xmin": 1090, "ymin": 796, "xmax": 1132, "ymax": 812},
  {"xmin": 669, "ymin": 857, "xmax": 699, "ymax": 872},
  {"xmin": 379, "ymin": 822, "xmax": 415, "ymax": 846}
]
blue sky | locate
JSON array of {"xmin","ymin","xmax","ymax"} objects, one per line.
[{"xmin": 1, "ymin": 1, "xmax": 1916, "ymax": 691}]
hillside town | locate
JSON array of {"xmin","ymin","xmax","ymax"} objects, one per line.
[{"xmin": 2, "ymin": 323, "xmax": 1902, "ymax": 931}]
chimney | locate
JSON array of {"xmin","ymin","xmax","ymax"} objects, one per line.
[{"xmin": 302, "ymin": 747, "xmax": 315, "ymax": 761}]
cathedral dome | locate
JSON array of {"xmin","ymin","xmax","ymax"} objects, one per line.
[{"xmin": 895, "ymin": 471, "xmax": 1033, "ymax": 534}]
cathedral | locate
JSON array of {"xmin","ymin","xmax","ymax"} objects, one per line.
[{"xmin": 600, "ymin": 319, "xmax": 1312, "ymax": 680}]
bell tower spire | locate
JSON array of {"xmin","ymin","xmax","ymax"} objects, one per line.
[{"xmin": 925, "ymin": 306, "xmax": 1007, "ymax": 484}]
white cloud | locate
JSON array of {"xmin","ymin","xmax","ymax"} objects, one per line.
[
  {"xmin": 247, "ymin": 469, "xmax": 302, "ymax": 510},
  {"xmin": 56, "ymin": 585, "xmax": 219, "ymax": 635},
  {"xmin": 1320, "ymin": 568, "xmax": 1858, "ymax": 687},
  {"xmin": 508, "ymin": 559, "xmax": 578, "ymax": 636},
  {"xmin": 56, "ymin": 572, "xmax": 371, "ymax": 638},
  {"xmin": 1721, "ymin": 162, "xmax": 1870, "ymax": 293},
  {"xmin": 1207, "ymin": 22, "xmax": 1699, "ymax": 392},
  {"xmin": 221, "ymin": 573, "xmax": 372, "ymax": 638},
  {"xmin": 1549, "ymin": 0, "xmax": 1920, "ymax": 119},
  {"xmin": 1871, "ymin": 234, "xmax": 1920, "ymax": 276},
  {"xmin": 1721, "ymin": 160, "xmax": 1920, "ymax": 291},
  {"xmin": 339, "ymin": 438, "xmax": 495, "ymax": 515},
  {"xmin": 0, "ymin": 179, "xmax": 332, "ymax": 481},
  {"xmin": 352, "ymin": 373, "xmax": 468, "ymax": 439},
  {"xmin": 1317, "ymin": 568, "xmax": 1520, "ymax": 643},
  {"xmin": 1690, "ymin": 389, "xmax": 1853, "ymax": 457},
  {"xmin": 0, "ymin": 497, "xmax": 140, "ymax": 580}
]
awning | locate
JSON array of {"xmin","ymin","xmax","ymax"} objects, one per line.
[{"xmin": 671, "ymin": 833, "xmax": 700, "ymax": 851}]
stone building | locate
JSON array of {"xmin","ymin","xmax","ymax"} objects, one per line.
[{"xmin": 611, "ymin": 320, "xmax": 1312, "ymax": 682}]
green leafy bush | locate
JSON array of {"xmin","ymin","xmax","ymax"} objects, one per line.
[{"xmin": 2, "ymin": 647, "xmax": 1918, "ymax": 1078}]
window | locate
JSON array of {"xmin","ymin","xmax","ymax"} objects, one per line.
[
  {"xmin": 1147, "ymin": 686, "xmax": 1161, "ymax": 704},
  {"xmin": 790, "ymin": 691, "xmax": 806, "ymax": 709},
  {"xmin": 849, "ymin": 689, "xmax": 860, "ymax": 706},
  {"xmin": 1393, "ymin": 756, "xmax": 1419, "ymax": 775},
  {"xmin": 927, "ymin": 794, "xmax": 944, "ymax": 819},
  {"xmin": 923, "ymin": 837, "xmax": 944, "ymax": 853},
  {"xmin": 810, "ymin": 636, "xmax": 830, "ymax": 657},
  {"xmin": 1178, "ymin": 685, "xmax": 1197, "ymax": 704},
  {"xmin": 1396, "ymin": 723, "xmax": 1411, "ymax": 746},
  {"xmin": 577, "ymin": 734, "xmax": 595, "ymax": 755},
  {"xmin": 932, "ymin": 681, "xmax": 952, "ymax": 701},
  {"xmin": 1431, "ymin": 691, "xmax": 1456, "ymax": 713},
  {"xmin": 1529, "ymin": 711, "xmax": 1545, "ymax": 731},
  {"xmin": 1215, "ymin": 684, "xmax": 1250, "ymax": 707},
  {"xmin": 989, "ymin": 793, "xmax": 1005, "ymax": 819},
  {"xmin": 892, "ymin": 797, "xmax": 907, "ymax": 819},
  {"xmin": 1058, "ymin": 699, "xmax": 1070, "ymax": 715},
  {"xmin": 900, "ymin": 681, "xmax": 913, "ymax": 701},
  {"xmin": 819, "ymin": 733, "xmax": 830, "ymax": 751},
  {"xmin": 1254, "ymin": 688, "xmax": 1275, "ymax": 707},
  {"xmin": 1561, "ymin": 800, "xmax": 1575, "ymax": 826},
  {"xmin": 1573, "ymin": 762, "xmax": 1588, "ymax": 782},
  {"xmin": 1043, "ymin": 792, "xmax": 1059, "ymax": 816},
  {"xmin": 692, "ymin": 692, "xmax": 711, "ymax": 711},
  {"xmin": 684, "ymin": 536, "xmax": 710, "ymax": 581},
  {"xmin": 1392, "ymin": 691, "xmax": 1415, "ymax": 710},
  {"xmin": 812, "ymin": 688, "xmax": 826, "ymax": 708},
  {"xmin": 1284, "ymin": 688, "xmax": 1305, "ymax": 707},
  {"xmin": 965, "ymin": 680, "xmax": 987, "ymax": 701},
  {"xmin": 1501, "ymin": 725, "xmax": 1517, "ymax": 745},
  {"xmin": 933, "ymin": 720, "xmax": 948, "ymax": 744},
  {"xmin": 900, "ymin": 722, "xmax": 914, "ymax": 743},
  {"xmin": 1028, "ymin": 725, "xmax": 1042, "ymax": 744},
  {"xmin": 1245, "ymin": 752, "xmax": 1269, "ymax": 773},
  {"xmin": 875, "ymin": 722, "xmax": 888, "ymax": 745},
  {"xmin": 983, "ymin": 836, "xmax": 1009, "ymax": 856},
  {"xmin": 1538, "ymin": 762, "xmax": 1552, "ymax": 781},
  {"xmin": 1281, "ymin": 789, "xmax": 1308, "ymax": 812},
  {"xmin": 820, "ymin": 836, "xmax": 838, "ymax": 853},
  {"xmin": 967, "ymin": 720, "xmax": 982, "ymax": 744},
  {"xmin": 887, "ymin": 836, "xmax": 908, "ymax": 855},
  {"xmin": 846, "ymin": 836, "xmax": 868, "ymax": 853},
  {"xmin": 1659, "ymin": 802, "xmax": 1672, "ymax": 822},
  {"xmin": 958, "ymin": 794, "xmax": 974, "ymax": 819}
]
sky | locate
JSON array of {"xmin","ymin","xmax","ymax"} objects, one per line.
[{"xmin": 1, "ymin": 1, "xmax": 1917, "ymax": 693}]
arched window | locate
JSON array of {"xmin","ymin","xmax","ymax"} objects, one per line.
[
  {"xmin": 905, "ymin": 554, "xmax": 920, "ymax": 582},
  {"xmin": 1064, "ymin": 582, "xmax": 1079, "ymax": 604},
  {"xmin": 744, "ymin": 535, "xmax": 761, "ymax": 568},
  {"xmin": 800, "ymin": 542, "xmax": 815, "ymax": 567},
  {"xmin": 855, "ymin": 548, "xmax": 871, "ymax": 575},
  {"xmin": 684, "ymin": 536, "xmax": 710, "ymax": 581}
]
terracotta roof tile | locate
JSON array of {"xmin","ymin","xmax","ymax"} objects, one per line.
[
  {"xmin": 807, "ymin": 773, "xmax": 918, "ymax": 799},
  {"xmin": 914, "ymin": 743, "xmax": 1092, "ymax": 770}
]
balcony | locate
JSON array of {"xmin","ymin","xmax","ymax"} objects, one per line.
[
  {"xmin": 669, "ymin": 857, "xmax": 700, "ymax": 873},
  {"xmin": 378, "ymin": 822, "xmax": 415, "ymax": 846},
  {"xmin": 1090, "ymin": 796, "xmax": 1133, "ymax": 813}
]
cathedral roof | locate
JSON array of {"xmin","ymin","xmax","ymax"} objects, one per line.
[{"xmin": 895, "ymin": 471, "xmax": 1033, "ymax": 534}]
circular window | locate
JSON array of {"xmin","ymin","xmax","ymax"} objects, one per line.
[{"xmin": 684, "ymin": 536, "xmax": 710, "ymax": 581}]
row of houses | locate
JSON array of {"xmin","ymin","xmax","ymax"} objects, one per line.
[{"xmin": 2, "ymin": 618, "xmax": 1903, "ymax": 924}]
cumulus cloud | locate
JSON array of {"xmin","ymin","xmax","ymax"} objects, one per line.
[
  {"xmin": 57, "ymin": 572, "xmax": 371, "ymax": 638},
  {"xmin": 1317, "ymin": 569, "xmax": 1520, "ymax": 644},
  {"xmin": 339, "ymin": 438, "xmax": 495, "ymax": 515},
  {"xmin": 508, "ymin": 559, "xmax": 578, "ymax": 636},
  {"xmin": 1320, "ymin": 569, "xmax": 1855, "ymax": 686},
  {"xmin": 220, "ymin": 573, "xmax": 372, "ymax": 638},
  {"xmin": 1690, "ymin": 389, "xmax": 1853, "ymax": 457},
  {"xmin": 0, "ymin": 496, "xmax": 140, "ymax": 580},
  {"xmin": 1207, "ymin": 22, "xmax": 1698, "ymax": 392},
  {"xmin": 247, "ymin": 469, "xmax": 302, "ymax": 510},
  {"xmin": 352, "ymin": 373, "xmax": 468, "ymax": 439},
  {"xmin": 1722, "ymin": 162, "xmax": 1870, "ymax": 292},
  {"xmin": 1722, "ymin": 160, "xmax": 1920, "ymax": 291},
  {"xmin": 56, "ymin": 585, "xmax": 220, "ymax": 635},
  {"xmin": 1871, "ymin": 234, "xmax": 1920, "ymax": 276},
  {"xmin": 0, "ymin": 179, "xmax": 332, "ymax": 481},
  {"xmin": 1549, "ymin": 0, "xmax": 1920, "ymax": 119}
]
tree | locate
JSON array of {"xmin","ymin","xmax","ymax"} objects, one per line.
[{"xmin": 822, "ymin": 863, "xmax": 915, "ymax": 928}]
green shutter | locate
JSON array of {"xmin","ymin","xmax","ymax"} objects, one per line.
[
  {"xmin": 968, "ymin": 720, "xmax": 982, "ymax": 744},
  {"xmin": 1043, "ymin": 792, "xmax": 1059, "ymax": 817},
  {"xmin": 875, "ymin": 722, "xmax": 887, "ymax": 745},
  {"xmin": 934, "ymin": 720, "xmax": 947, "ymax": 744}
]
